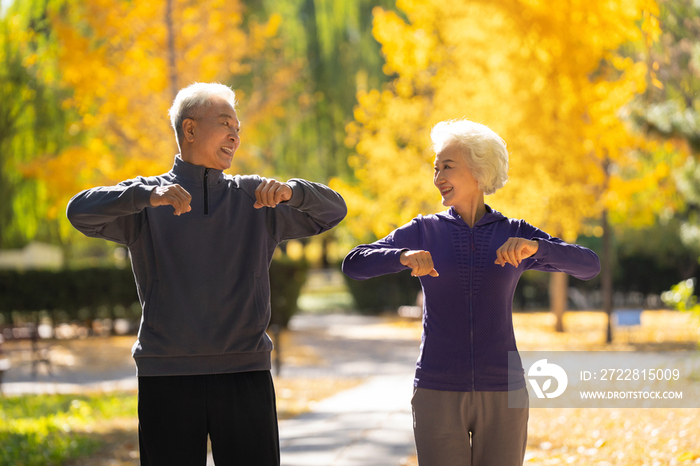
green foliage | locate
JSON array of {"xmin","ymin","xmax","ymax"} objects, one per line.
[
  {"xmin": 0, "ymin": 0, "xmax": 75, "ymax": 248},
  {"xmin": 0, "ymin": 268, "xmax": 139, "ymax": 324},
  {"xmin": 614, "ymin": 219, "xmax": 699, "ymax": 294},
  {"xmin": 0, "ymin": 259, "xmax": 309, "ymax": 327},
  {"xmin": 662, "ymin": 278, "xmax": 700, "ymax": 317},
  {"xmin": 268, "ymin": 258, "xmax": 309, "ymax": 327},
  {"xmin": 344, "ymin": 269, "xmax": 421, "ymax": 315},
  {"xmin": 631, "ymin": 0, "xmax": 700, "ymax": 149},
  {"xmin": 235, "ymin": 0, "xmax": 396, "ymax": 183},
  {"xmin": 629, "ymin": 0, "xmax": 700, "ymax": 263},
  {"xmin": 0, "ymin": 392, "xmax": 137, "ymax": 466}
]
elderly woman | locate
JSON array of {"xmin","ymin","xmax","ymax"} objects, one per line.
[{"xmin": 342, "ymin": 119, "xmax": 600, "ymax": 466}]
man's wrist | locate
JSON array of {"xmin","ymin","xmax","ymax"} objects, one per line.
[
  {"xmin": 282, "ymin": 180, "xmax": 304, "ymax": 208},
  {"xmin": 138, "ymin": 185, "xmax": 158, "ymax": 210}
]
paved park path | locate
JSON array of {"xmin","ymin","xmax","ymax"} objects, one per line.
[
  {"xmin": 276, "ymin": 314, "xmax": 418, "ymax": 466},
  {"xmin": 3, "ymin": 313, "xmax": 420, "ymax": 466}
]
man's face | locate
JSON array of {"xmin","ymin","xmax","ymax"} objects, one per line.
[{"xmin": 188, "ymin": 95, "xmax": 240, "ymax": 170}]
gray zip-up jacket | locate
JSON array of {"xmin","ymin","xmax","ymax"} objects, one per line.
[{"xmin": 67, "ymin": 156, "xmax": 347, "ymax": 376}]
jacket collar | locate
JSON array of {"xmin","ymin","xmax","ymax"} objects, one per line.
[
  {"xmin": 439, "ymin": 205, "xmax": 506, "ymax": 227},
  {"xmin": 171, "ymin": 156, "xmax": 224, "ymax": 187}
]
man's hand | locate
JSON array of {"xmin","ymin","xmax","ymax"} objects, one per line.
[
  {"xmin": 254, "ymin": 178, "xmax": 293, "ymax": 209},
  {"xmin": 400, "ymin": 250, "xmax": 439, "ymax": 277},
  {"xmin": 495, "ymin": 238, "xmax": 539, "ymax": 268},
  {"xmin": 150, "ymin": 184, "xmax": 192, "ymax": 216}
]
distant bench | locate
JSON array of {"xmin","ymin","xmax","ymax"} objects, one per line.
[{"xmin": 0, "ymin": 324, "xmax": 52, "ymax": 387}]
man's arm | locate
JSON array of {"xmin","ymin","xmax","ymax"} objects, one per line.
[
  {"xmin": 258, "ymin": 178, "xmax": 347, "ymax": 242},
  {"xmin": 67, "ymin": 179, "xmax": 192, "ymax": 245}
]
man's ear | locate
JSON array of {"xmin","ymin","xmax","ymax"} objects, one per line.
[{"xmin": 182, "ymin": 118, "xmax": 196, "ymax": 143}]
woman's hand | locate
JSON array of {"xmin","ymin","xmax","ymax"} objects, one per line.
[
  {"xmin": 400, "ymin": 250, "xmax": 439, "ymax": 277},
  {"xmin": 495, "ymin": 238, "xmax": 539, "ymax": 268}
]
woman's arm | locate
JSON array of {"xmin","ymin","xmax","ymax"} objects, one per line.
[
  {"xmin": 342, "ymin": 217, "xmax": 429, "ymax": 280},
  {"xmin": 518, "ymin": 223, "xmax": 601, "ymax": 280}
]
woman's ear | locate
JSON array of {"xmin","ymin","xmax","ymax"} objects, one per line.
[{"xmin": 183, "ymin": 118, "xmax": 196, "ymax": 143}]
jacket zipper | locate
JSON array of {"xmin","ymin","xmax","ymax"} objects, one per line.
[
  {"xmin": 203, "ymin": 168, "xmax": 210, "ymax": 215},
  {"xmin": 469, "ymin": 229, "xmax": 475, "ymax": 391}
]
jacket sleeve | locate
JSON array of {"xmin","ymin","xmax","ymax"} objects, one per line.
[
  {"xmin": 66, "ymin": 179, "xmax": 156, "ymax": 246},
  {"xmin": 342, "ymin": 217, "xmax": 423, "ymax": 281},
  {"xmin": 265, "ymin": 178, "xmax": 347, "ymax": 242},
  {"xmin": 521, "ymin": 222, "xmax": 601, "ymax": 281}
]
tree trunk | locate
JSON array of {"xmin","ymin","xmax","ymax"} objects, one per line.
[
  {"xmin": 165, "ymin": 0, "xmax": 178, "ymax": 98},
  {"xmin": 549, "ymin": 272, "xmax": 567, "ymax": 332},
  {"xmin": 602, "ymin": 208, "xmax": 613, "ymax": 343}
]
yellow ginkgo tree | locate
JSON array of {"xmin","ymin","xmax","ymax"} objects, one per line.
[{"xmin": 22, "ymin": 0, "xmax": 290, "ymax": 231}]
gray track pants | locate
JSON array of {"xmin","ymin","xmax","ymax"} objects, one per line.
[{"xmin": 411, "ymin": 387, "xmax": 529, "ymax": 466}]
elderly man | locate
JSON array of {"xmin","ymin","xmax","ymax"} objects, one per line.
[{"xmin": 67, "ymin": 82, "xmax": 347, "ymax": 465}]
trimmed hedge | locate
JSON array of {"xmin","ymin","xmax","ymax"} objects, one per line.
[
  {"xmin": 344, "ymin": 269, "xmax": 422, "ymax": 315},
  {"xmin": 269, "ymin": 258, "xmax": 309, "ymax": 328},
  {"xmin": 0, "ymin": 260, "xmax": 308, "ymax": 329}
]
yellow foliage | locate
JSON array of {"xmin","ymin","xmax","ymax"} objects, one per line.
[
  {"xmin": 23, "ymin": 0, "xmax": 294, "ymax": 228},
  {"xmin": 336, "ymin": 0, "xmax": 666, "ymax": 242}
]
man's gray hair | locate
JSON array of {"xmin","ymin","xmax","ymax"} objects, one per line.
[
  {"xmin": 431, "ymin": 119, "xmax": 509, "ymax": 195},
  {"xmin": 169, "ymin": 82, "xmax": 237, "ymax": 149}
]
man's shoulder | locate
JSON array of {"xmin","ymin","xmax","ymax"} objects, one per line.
[
  {"xmin": 226, "ymin": 173, "xmax": 262, "ymax": 185},
  {"xmin": 222, "ymin": 174, "xmax": 262, "ymax": 199},
  {"xmin": 119, "ymin": 172, "xmax": 173, "ymax": 187}
]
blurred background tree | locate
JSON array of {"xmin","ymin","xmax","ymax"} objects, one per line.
[
  {"xmin": 0, "ymin": 0, "xmax": 74, "ymax": 249},
  {"xmin": 630, "ymin": 0, "xmax": 700, "ymax": 257}
]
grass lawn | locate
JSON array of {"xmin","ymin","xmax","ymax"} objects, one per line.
[
  {"xmin": 0, "ymin": 325, "xmax": 361, "ymax": 466},
  {"xmin": 0, "ymin": 392, "xmax": 137, "ymax": 466}
]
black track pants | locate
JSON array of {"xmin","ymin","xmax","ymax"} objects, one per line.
[{"xmin": 138, "ymin": 371, "xmax": 280, "ymax": 466}]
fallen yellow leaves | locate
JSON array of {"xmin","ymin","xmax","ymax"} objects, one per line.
[
  {"xmin": 274, "ymin": 377, "xmax": 364, "ymax": 420},
  {"xmin": 398, "ymin": 310, "xmax": 700, "ymax": 465}
]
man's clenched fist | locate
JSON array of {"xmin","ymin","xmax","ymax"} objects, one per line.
[
  {"xmin": 254, "ymin": 178, "xmax": 292, "ymax": 209},
  {"xmin": 150, "ymin": 184, "xmax": 192, "ymax": 216}
]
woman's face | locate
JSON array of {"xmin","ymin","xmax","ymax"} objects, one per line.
[{"xmin": 433, "ymin": 143, "xmax": 481, "ymax": 209}]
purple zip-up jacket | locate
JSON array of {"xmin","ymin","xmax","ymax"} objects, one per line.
[{"xmin": 342, "ymin": 205, "xmax": 600, "ymax": 392}]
